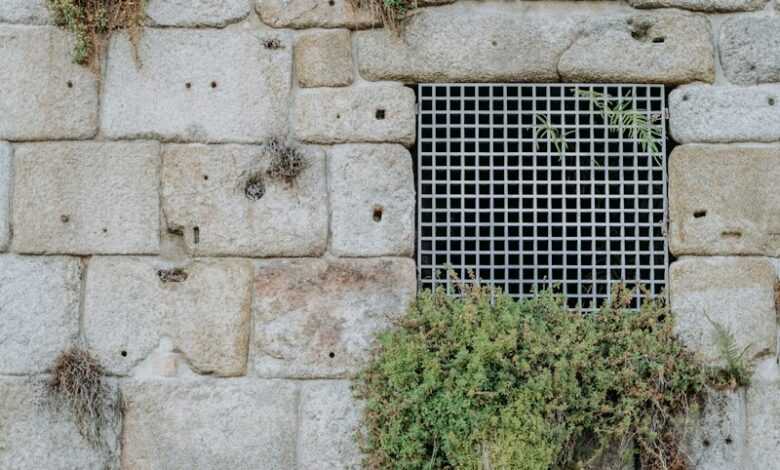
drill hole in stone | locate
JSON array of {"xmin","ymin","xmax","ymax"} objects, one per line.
[
  {"xmin": 185, "ymin": 82, "xmax": 192, "ymax": 90},
  {"xmin": 652, "ymin": 37, "xmax": 665, "ymax": 44},
  {"xmin": 328, "ymin": 352, "xmax": 336, "ymax": 359},
  {"xmin": 328, "ymin": 0, "xmax": 335, "ymax": 5},
  {"xmin": 245, "ymin": 173, "xmax": 266, "ymax": 201},
  {"xmin": 693, "ymin": 210, "xmax": 707, "ymax": 218},
  {"xmin": 721, "ymin": 230, "xmax": 742, "ymax": 239},
  {"xmin": 102, "ymin": 228, "xmax": 108, "ymax": 233},
  {"xmin": 769, "ymin": 97, "xmax": 776, "ymax": 106},
  {"xmin": 120, "ymin": 350, "xmax": 128, "ymax": 357},
  {"xmin": 203, "ymin": 175, "xmax": 209, "ymax": 181},
  {"xmin": 210, "ymin": 81, "xmax": 218, "ymax": 89},
  {"xmin": 375, "ymin": 109, "xmax": 386, "ymax": 120},
  {"xmin": 703, "ymin": 439, "xmax": 711, "ymax": 448},
  {"xmin": 682, "ymin": 95, "xmax": 689, "ymax": 102},
  {"xmin": 725, "ymin": 437, "xmax": 733, "ymax": 445},
  {"xmin": 60, "ymin": 214, "xmax": 70, "ymax": 223},
  {"xmin": 193, "ymin": 226, "xmax": 200, "ymax": 244},
  {"xmin": 372, "ymin": 206, "xmax": 384, "ymax": 222},
  {"xmin": 66, "ymin": 80, "xmax": 73, "ymax": 88}
]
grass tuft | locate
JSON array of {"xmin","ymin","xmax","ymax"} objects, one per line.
[{"xmin": 349, "ymin": 0, "xmax": 418, "ymax": 32}]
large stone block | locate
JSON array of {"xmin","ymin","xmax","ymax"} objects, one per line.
[
  {"xmin": 559, "ymin": 11, "xmax": 714, "ymax": 85},
  {"xmin": 101, "ymin": 28, "xmax": 291, "ymax": 143},
  {"xmin": 161, "ymin": 144, "xmax": 328, "ymax": 257},
  {"xmin": 294, "ymin": 85, "xmax": 416, "ymax": 146},
  {"xmin": 669, "ymin": 85, "xmax": 780, "ymax": 144},
  {"xmin": 686, "ymin": 388, "xmax": 747, "ymax": 470},
  {"xmin": 256, "ymin": 0, "xmax": 376, "ymax": 29},
  {"xmin": 0, "ymin": 378, "xmax": 119, "ymax": 470},
  {"xmin": 627, "ymin": 0, "xmax": 766, "ymax": 11},
  {"xmin": 83, "ymin": 257, "xmax": 253, "ymax": 377},
  {"xmin": 253, "ymin": 258, "xmax": 416, "ymax": 378},
  {"xmin": 0, "ymin": 26, "xmax": 97, "ymax": 140},
  {"xmin": 354, "ymin": 3, "xmax": 577, "ymax": 82},
  {"xmin": 295, "ymin": 29, "xmax": 353, "ymax": 88},
  {"xmin": 670, "ymin": 257, "xmax": 776, "ymax": 365},
  {"xmin": 0, "ymin": 255, "xmax": 80, "ymax": 374},
  {"xmin": 145, "ymin": 0, "xmax": 250, "ymax": 26},
  {"xmin": 328, "ymin": 144, "xmax": 415, "ymax": 257},
  {"xmin": 12, "ymin": 142, "xmax": 160, "ymax": 255},
  {"xmin": 0, "ymin": 143, "xmax": 9, "ymax": 252},
  {"xmin": 669, "ymin": 145, "xmax": 780, "ymax": 256},
  {"xmin": 122, "ymin": 379, "xmax": 297, "ymax": 470},
  {"xmin": 299, "ymin": 380, "xmax": 363, "ymax": 470},
  {"xmin": 746, "ymin": 359, "xmax": 780, "ymax": 469},
  {"xmin": 720, "ymin": 17, "xmax": 780, "ymax": 86},
  {"xmin": 0, "ymin": 0, "xmax": 50, "ymax": 24}
]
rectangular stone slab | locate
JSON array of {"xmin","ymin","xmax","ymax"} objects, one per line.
[
  {"xmin": 746, "ymin": 360, "xmax": 780, "ymax": 469},
  {"xmin": 252, "ymin": 258, "xmax": 416, "ymax": 378},
  {"xmin": 145, "ymin": 0, "xmax": 250, "ymax": 27},
  {"xmin": 101, "ymin": 28, "xmax": 291, "ymax": 143},
  {"xmin": 0, "ymin": 0, "xmax": 50, "ymax": 24},
  {"xmin": 0, "ymin": 143, "xmax": 9, "ymax": 251},
  {"xmin": 83, "ymin": 257, "xmax": 253, "ymax": 377},
  {"xmin": 256, "ymin": 0, "xmax": 376, "ymax": 29},
  {"xmin": 0, "ymin": 26, "xmax": 97, "ymax": 140},
  {"xmin": 12, "ymin": 142, "xmax": 160, "ymax": 255},
  {"xmin": 669, "ymin": 145, "xmax": 780, "ymax": 256},
  {"xmin": 122, "ymin": 379, "xmax": 297, "ymax": 469},
  {"xmin": 0, "ymin": 255, "xmax": 80, "ymax": 374},
  {"xmin": 720, "ymin": 17, "xmax": 780, "ymax": 85},
  {"xmin": 161, "ymin": 144, "xmax": 328, "ymax": 257}
]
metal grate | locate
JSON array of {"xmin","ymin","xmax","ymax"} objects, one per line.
[{"xmin": 417, "ymin": 84, "xmax": 668, "ymax": 309}]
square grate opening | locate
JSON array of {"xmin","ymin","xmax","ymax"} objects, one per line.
[{"xmin": 417, "ymin": 84, "xmax": 668, "ymax": 309}]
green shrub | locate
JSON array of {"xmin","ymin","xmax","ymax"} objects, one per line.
[{"xmin": 355, "ymin": 284, "xmax": 709, "ymax": 470}]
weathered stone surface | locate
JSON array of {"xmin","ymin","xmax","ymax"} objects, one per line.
[
  {"xmin": 84, "ymin": 257, "xmax": 253, "ymax": 377},
  {"xmin": 0, "ymin": 143, "xmax": 9, "ymax": 252},
  {"xmin": 122, "ymin": 379, "xmax": 297, "ymax": 469},
  {"xmin": 669, "ymin": 85, "xmax": 780, "ymax": 144},
  {"xmin": 669, "ymin": 145, "xmax": 780, "ymax": 256},
  {"xmin": 102, "ymin": 28, "xmax": 291, "ymax": 143},
  {"xmin": 328, "ymin": 144, "xmax": 415, "ymax": 257},
  {"xmin": 686, "ymin": 388, "xmax": 747, "ymax": 470},
  {"xmin": 669, "ymin": 257, "xmax": 776, "ymax": 365},
  {"xmin": 0, "ymin": 0, "xmax": 50, "ymax": 24},
  {"xmin": 628, "ymin": 0, "xmax": 766, "ymax": 11},
  {"xmin": 559, "ymin": 11, "xmax": 714, "ymax": 85},
  {"xmin": 0, "ymin": 26, "xmax": 97, "ymax": 140},
  {"xmin": 295, "ymin": 29, "xmax": 353, "ymax": 88},
  {"xmin": 253, "ymin": 258, "xmax": 416, "ymax": 378},
  {"xmin": 256, "ymin": 0, "xmax": 376, "ymax": 29},
  {"xmin": 12, "ymin": 142, "xmax": 160, "ymax": 255},
  {"xmin": 0, "ymin": 256, "xmax": 80, "ymax": 374},
  {"xmin": 146, "ymin": 0, "xmax": 250, "ymax": 26},
  {"xmin": 162, "ymin": 144, "xmax": 328, "ymax": 257},
  {"xmin": 355, "ymin": 3, "xmax": 577, "ymax": 82},
  {"xmin": 294, "ymin": 85, "xmax": 416, "ymax": 146},
  {"xmin": 720, "ymin": 17, "xmax": 780, "ymax": 86},
  {"xmin": 0, "ymin": 378, "xmax": 120, "ymax": 470},
  {"xmin": 746, "ymin": 359, "xmax": 780, "ymax": 469},
  {"xmin": 299, "ymin": 380, "xmax": 363, "ymax": 470}
]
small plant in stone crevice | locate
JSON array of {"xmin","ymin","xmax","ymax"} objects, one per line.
[
  {"xmin": 706, "ymin": 316, "xmax": 752, "ymax": 389},
  {"xmin": 349, "ymin": 0, "xmax": 418, "ymax": 32},
  {"xmin": 47, "ymin": 0, "xmax": 146, "ymax": 70},
  {"xmin": 45, "ymin": 346, "xmax": 124, "ymax": 450},
  {"xmin": 265, "ymin": 137, "xmax": 310, "ymax": 185}
]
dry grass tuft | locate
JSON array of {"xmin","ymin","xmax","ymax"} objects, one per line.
[
  {"xmin": 348, "ymin": 0, "xmax": 418, "ymax": 32},
  {"xmin": 47, "ymin": 347, "xmax": 123, "ymax": 448},
  {"xmin": 265, "ymin": 138, "xmax": 309, "ymax": 185},
  {"xmin": 47, "ymin": 0, "xmax": 145, "ymax": 70}
]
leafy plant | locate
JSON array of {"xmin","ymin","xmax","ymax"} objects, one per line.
[
  {"xmin": 705, "ymin": 316, "xmax": 752, "ymax": 389},
  {"xmin": 534, "ymin": 114, "xmax": 574, "ymax": 157},
  {"xmin": 356, "ymin": 284, "xmax": 708, "ymax": 470},
  {"xmin": 348, "ymin": 0, "xmax": 417, "ymax": 32}
]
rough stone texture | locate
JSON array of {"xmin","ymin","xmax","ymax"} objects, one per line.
[
  {"xmin": 328, "ymin": 144, "xmax": 415, "ymax": 257},
  {"xmin": 720, "ymin": 17, "xmax": 780, "ymax": 86},
  {"xmin": 746, "ymin": 359, "xmax": 780, "ymax": 469},
  {"xmin": 0, "ymin": 26, "xmax": 97, "ymax": 140},
  {"xmin": 122, "ymin": 379, "xmax": 297, "ymax": 470},
  {"xmin": 146, "ymin": 0, "xmax": 251, "ymax": 27},
  {"xmin": 256, "ymin": 0, "xmax": 376, "ymax": 29},
  {"xmin": 161, "ymin": 144, "xmax": 328, "ymax": 257},
  {"xmin": 299, "ymin": 380, "xmax": 363, "ymax": 470},
  {"xmin": 355, "ymin": 4, "xmax": 578, "ymax": 82},
  {"xmin": 0, "ymin": 378, "xmax": 120, "ymax": 470},
  {"xmin": 627, "ymin": 0, "xmax": 766, "ymax": 11},
  {"xmin": 0, "ymin": 256, "xmax": 80, "ymax": 374},
  {"xmin": 0, "ymin": 143, "xmax": 9, "ymax": 252},
  {"xmin": 0, "ymin": 0, "xmax": 50, "ymax": 24},
  {"xmin": 101, "ymin": 28, "xmax": 291, "ymax": 143},
  {"xmin": 669, "ymin": 145, "xmax": 780, "ymax": 256},
  {"xmin": 687, "ymin": 388, "xmax": 747, "ymax": 470},
  {"xmin": 669, "ymin": 85, "xmax": 780, "ymax": 144},
  {"xmin": 12, "ymin": 142, "xmax": 160, "ymax": 255},
  {"xmin": 253, "ymin": 258, "xmax": 416, "ymax": 378},
  {"xmin": 294, "ymin": 85, "xmax": 416, "ymax": 146},
  {"xmin": 559, "ymin": 11, "xmax": 715, "ymax": 85},
  {"xmin": 295, "ymin": 29, "xmax": 353, "ymax": 88},
  {"xmin": 84, "ymin": 257, "xmax": 253, "ymax": 377},
  {"xmin": 669, "ymin": 257, "xmax": 777, "ymax": 365}
]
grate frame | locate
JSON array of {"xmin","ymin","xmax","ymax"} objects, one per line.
[{"xmin": 416, "ymin": 84, "xmax": 668, "ymax": 309}]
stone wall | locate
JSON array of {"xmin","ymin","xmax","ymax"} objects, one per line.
[{"xmin": 0, "ymin": 0, "xmax": 778, "ymax": 468}]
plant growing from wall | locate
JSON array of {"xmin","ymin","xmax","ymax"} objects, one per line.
[
  {"xmin": 265, "ymin": 137, "xmax": 310, "ymax": 185},
  {"xmin": 47, "ymin": 0, "xmax": 146, "ymax": 69},
  {"xmin": 534, "ymin": 114, "xmax": 573, "ymax": 157},
  {"xmin": 706, "ymin": 316, "xmax": 752, "ymax": 389},
  {"xmin": 349, "ymin": 0, "xmax": 417, "ymax": 32},
  {"xmin": 356, "ymin": 283, "xmax": 710, "ymax": 470}
]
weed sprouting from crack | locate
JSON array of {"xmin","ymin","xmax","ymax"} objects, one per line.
[
  {"xmin": 348, "ymin": 0, "xmax": 418, "ymax": 32},
  {"xmin": 265, "ymin": 137, "xmax": 310, "ymax": 185}
]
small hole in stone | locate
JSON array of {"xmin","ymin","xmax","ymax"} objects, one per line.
[
  {"xmin": 750, "ymin": 64, "xmax": 756, "ymax": 71},
  {"xmin": 245, "ymin": 173, "xmax": 266, "ymax": 201},
  {"xmin": 328, "ymin": 0, "xmax": 335, "ymax": 5},
  {"xmin": 652, "ymin": 37, "xmax": 665, "ymax": 43},
  {"xmin": 185, "ymin": 82, "xmax": 192, "ymax": 90},
  {"xmin": 769, "ymin": 97, "xmax": 776, "ymax": 106},
  {"xmin": 203, "ymin": 175, "xmax": 209, "ymax": 181},
  {"xmin": 703, "ymin": 439, "xmax": 711, "ymax": 448},
  {"xmin": 373, "ymin": 206, "xmax": 383, "ymax": 222},
  {"xmin": 102, "ymin": 228, "xmax": 108, "ymax": 233},
  {"xmin": 375, "ymin": 109, "xmax": 386, "ymax": 120},
  {"xmin": 721, "ymin": 230, "xmax": 742, "ymax": 239},
  {"xmin": 328, "ymin": 352, "xmax": 336, "ymax": 358},
  {"xmin": 693, "ymin": 210, "xmax": 707, "ymax": 218},
  {"xmin": 725, "ymin": 437, "xmax": 733, "ymax": 445},
  {"xmin": 120, "ymin": 350, "xmax": 128, "ymax": 357},
  {"xmin": 193, "ymin": 226, "xmax": 200, "ymax": 244},
  {"xmin": 66, "ymin": 80, "xmax": 73, "ymax": 88},
  {"xmin": 60, "ymin": 214, "xmax": 70, "ymax": 223},
  {"xmin": 491, "ymin": 40, "xmax": 497, "ymax": 46},
  {"xmin": 211, "ymin": 81, "xmax": 218, "ymax": 89},
  {"xmin": 682, "ymin": 95, "xmax": 689, "ymax": 102},
  {"xmin": 336, "ymin": 113, "xmax": 341, "ymax": 119}
]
